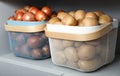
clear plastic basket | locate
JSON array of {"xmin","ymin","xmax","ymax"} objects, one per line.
[
  {"xmin": 45, "ymin": 19, "xmax": 118, "ymax": 72},
  {"xmin": 5, "ymin": 20, "xmax": 50, "ymax": 60}
]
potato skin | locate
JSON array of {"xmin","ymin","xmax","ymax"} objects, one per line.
[
  {"xmin": 62, "ymin": 14, "xmax": 77, "ymax": 26},
  {"xmin": 82, "ymin": 18, "xmax": 99, "ymax": 26},
  {"xmin": 74, "ymin": 10, "xmax": 86, "ymax": 21},
  {"xmin": 64, "ymin": 47, "xmax": 79, "ymax": 62},
  {"xmin": 78, "ymin": 57, "xmax": 103, "ymax": 72},
  {"xmin": 78, "ymin": 44, "xmax": 96, "ymax": 60}
]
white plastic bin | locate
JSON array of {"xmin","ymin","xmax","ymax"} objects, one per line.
[{"xmin": 45, "ymin": 19, "xmax": 118, "ymax": 72}]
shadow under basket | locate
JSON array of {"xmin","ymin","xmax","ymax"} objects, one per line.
[
  {"xmin": 5, "ymin": 20, "xmax": 51, "ymax": 60},
  {"xmin": 45, "ymin": 19, "xmax": 118, "ymax": 72}
]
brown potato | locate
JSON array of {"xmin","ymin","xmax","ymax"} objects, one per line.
[
  {"xmin": 78, "ymin": 19, "xmax": 84, "ymax": 26},
  {"xmin": 85, "ymin": 39, "xmax": 100, "ymax": 46},
  {"xmin": 50, "ymin": 13, "xmax": 57, "ymax": 18},
  {"xmin": 74, "ymin": 41, "xmax": 83, "ymax": 48},
  {"xmin": 85, "ymin": 12, "xmax": 98, "ymax": 19},
  {"xmin": 78, "ymin": 44, "xmax": 96, "ymax": 60},
  {"xmin": 48, "ymin": 17, "xmax": 60, "ymax": 24},
  {"xmin": 57, "ymin": 12, "xmax": 68, "ymax": 20},
  {"xmin": 78, "ymin": 57, "xmax": 103, "ymax": 72},
  {"xmin": 66, "ymin": 61, "xmax": 79, "ymax": 69},
  {"xmin": 94, "ymin": 11, "xmax": 105, "ymax": 17},
  {"xmin": 54, "ymin": 21, "xmax": 63, "ymax": 25},
  {"xmin": 53, "ymin": 51, "xmax": 67, "ymax": 65},
  {"xmin": 63, "ymin": 40, "xmax": 74, "ymax": 48},
  {"xmin": 99, "ymin": 46, "xmax": 106, "ymax": 63},
  {"xmin": 64, "ymin": 47, "xmax": 79, "ymax": 62},
  {"xmin": 82, "ymin": 18, "xmax": 99, "ymax": 26},
  {"xmin": 69, "ymin": 11, "xmax": 75, "ymax": 17},
  {"xmin": 50, "ymin": 39, "xmax": 64, "ymax": 51},
  {"xmin": 96, "ymin": 45, "xmax": 103, "ymax": 55},
  {"xmin": 99, "ymin": 14, "xmax": 113, "ymax": 24},
  {"xmin": 62, "ymin": 14, "xmax": 77, "ymax": 26},
  {"xmin": 74, "ymin": 10, "xmax": 86, "ymax": 21}
]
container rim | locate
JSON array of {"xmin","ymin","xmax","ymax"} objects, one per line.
[{"xmin": 6, "ymin": 20, "xmax": 47, "ymax": 26}]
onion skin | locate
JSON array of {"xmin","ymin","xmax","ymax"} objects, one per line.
[
  {"xmin": 8, "ymin": 16, "xmax": 15, "ymax": 20},
  {"xmin": 22, "ymin": 12, "xmax": 35, "ymax": 21},
  {"xmin": 24, "ymin": 5, "xmax": 31, "ymax": 11},
  {"xmin": 35, "ymin": 10, "xmax": 47, "ymax": 21},
  {"xmin": 15, "ymin": 9, "xmax": 27, "ymax": 14},
  {"xmin": 16, "ymin": 12, "xmax": 24, "ymax": 21},
  {"xmin": 41, "ymin": 6, "xmax": 52, "ymax": 16},
  {"xmin": 29, "ymin": 6, "xmax": 39, "ymax": 15}
]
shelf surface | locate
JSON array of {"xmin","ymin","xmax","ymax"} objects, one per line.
[{"xmin": 0, "ymin": 53, "xmax": 120, "ymax": 76}]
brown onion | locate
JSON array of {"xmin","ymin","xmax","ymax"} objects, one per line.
[
  {"xmin": 27, "ymin": 36, "xmax": 41, "ymax": 48},
  {"xmin": 22, "ymin": 12, "xmax": 35, "ymax": 21},
  {"xmin": 15, "ymin": 9, "xmax": 27, "ymax": 14},
  {"xmin": 35, "ymin": 10, "xmax": 47, "ymax": 21},
  {"xmin": 29, "ymin": 6, "xmax": 39, "ymax": 15},
  {"xmin": 42, "ymin": 45, "xmax": 50, "ymax": 56},
  {"xmin": 8, "ymin": 16, "xmax": 15, "ymax": 20},
  {"xmin": 41, "ymin": 6, "xmax": 52, "ymax": 16},
  {"xmin": 24, "ymin": 5, "xmax": 31, "ymax": 11},
  {"xmin": 16, "ymin": 12, "xmax": 24, "ymax": 21}
]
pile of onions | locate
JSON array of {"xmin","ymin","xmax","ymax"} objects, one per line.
[{"xmin": 8, "ymin": 5, "xmax": 52, "ymax": 21}]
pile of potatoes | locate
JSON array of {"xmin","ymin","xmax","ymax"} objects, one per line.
[
  {"xmin": 50, "ymin": 38, "xmax": 107, "ymax": 72},
  {"xmin": 48, "ymin": 10, "xmax": 113, "ymax": 26},
  {"xmin": 48, "ymin": 10, "xmax": 113, "ymax": 72}
]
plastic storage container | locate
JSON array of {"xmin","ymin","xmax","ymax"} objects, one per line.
[
  {"xmin": 4, "ymin": 20, "xmax": 50, "ymax": 60},
  {"xmin": 45, "ymin": 19, "xmax": 118, "ymax": 72}
]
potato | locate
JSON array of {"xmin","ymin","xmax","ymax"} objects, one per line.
[
  {"xmin": 74, "ymin": 41, "xmax": 83, "ymax": 48},
  {"xmin": 99, "ymin": 14, "xmax": 113, "ymax": 24},
  {"xmin": 53, "ymin": 51, "xmax": 67, "ymax": 65},
  {"xmin": 99, "ymin": 46, "xmax": 106, "ymax": 63},
  {"xmin": 63, "ymin": 40, "xmax": 74, "ymax": 48},
  {"xmin": 50, "ymin": 39, "xmax": 64, "ymax": 51},
  {"xmin": 85, "ymin": 39, "xmax": 100, "ymax": 46},
  {"xmin": 62, "ymin": 14, "xmax": 77, "ymax": 26},
  {"xmin": 82, "ymin": 17, "xmax": 99, "ymax": 26},
  {"xmin": 69, "ymin": 11, "xmax": 75, "ymax": 17},
  {"xmin": 66, "ymin": 61, "xmax": 79, "ymax": 69},
  {"xmin": 57, "ymin": 12, "xmax": 68, "ymax": 20},
  {"xmin": 85, "ymin": 12, "xmax": 98, "ymax": 19},
  {"xmin": 78, "ymin": 57, "xmax": 103, "ymax": 72},
  {"xmin": 64, "ymin": 47, "xmax": 79, "ymax": 62},
  {"xmin": 74, "ymin": 10, "xmax": 86, "ymax": 20},
  {"xmin": 48, "ymin": 17, "xmax": 61, "ymax": 24},
  {"xmin": 78, "ymin": 44, "xmax": 96, "ymax": 60},
  {"xmin": 78, "ymin": 19, "xmax": 84, "ymax": 26},
  {"xmin": 94, "ymin": 11, "xmax": 105, "ymax": 17},
  {"xmin": 50, "ymin": 12, "xmax": 57, "ymax": 18},
  {"xmin": 54, "ymin": 21, "xmax": 63, "ymax": 25},
  {"xmin": 96, "ymin": 45, "xmax": 103, "ymax": 55}
]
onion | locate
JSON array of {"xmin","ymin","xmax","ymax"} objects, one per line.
[
  {"xmin": 22, "ymin": 12, "xmax": 35, "ymax": 21},
  {"xmin": 35, "ymin": 10, "xmax": 47, "ymax": 21},
  {"xmin": 41, "ymin": 6, "xmax": 52, "ymax": 16},
  {"xmin": 16, "ymin": 12, "xmax": 24, "ymax": 21},
  {"xmin": 24, "ymin": 5, "xmax": 31, "ymax": 11},
  {"xmin": 15, "ymin": 9, "xmax": 27, "ymax": 14},
  {"xmin": 29, "ymin": 6, "xmax": 39, "ymax": 15},
  {"xmin": 8, "ymin": 16, "xmax": 15, "ymax": 20}
]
